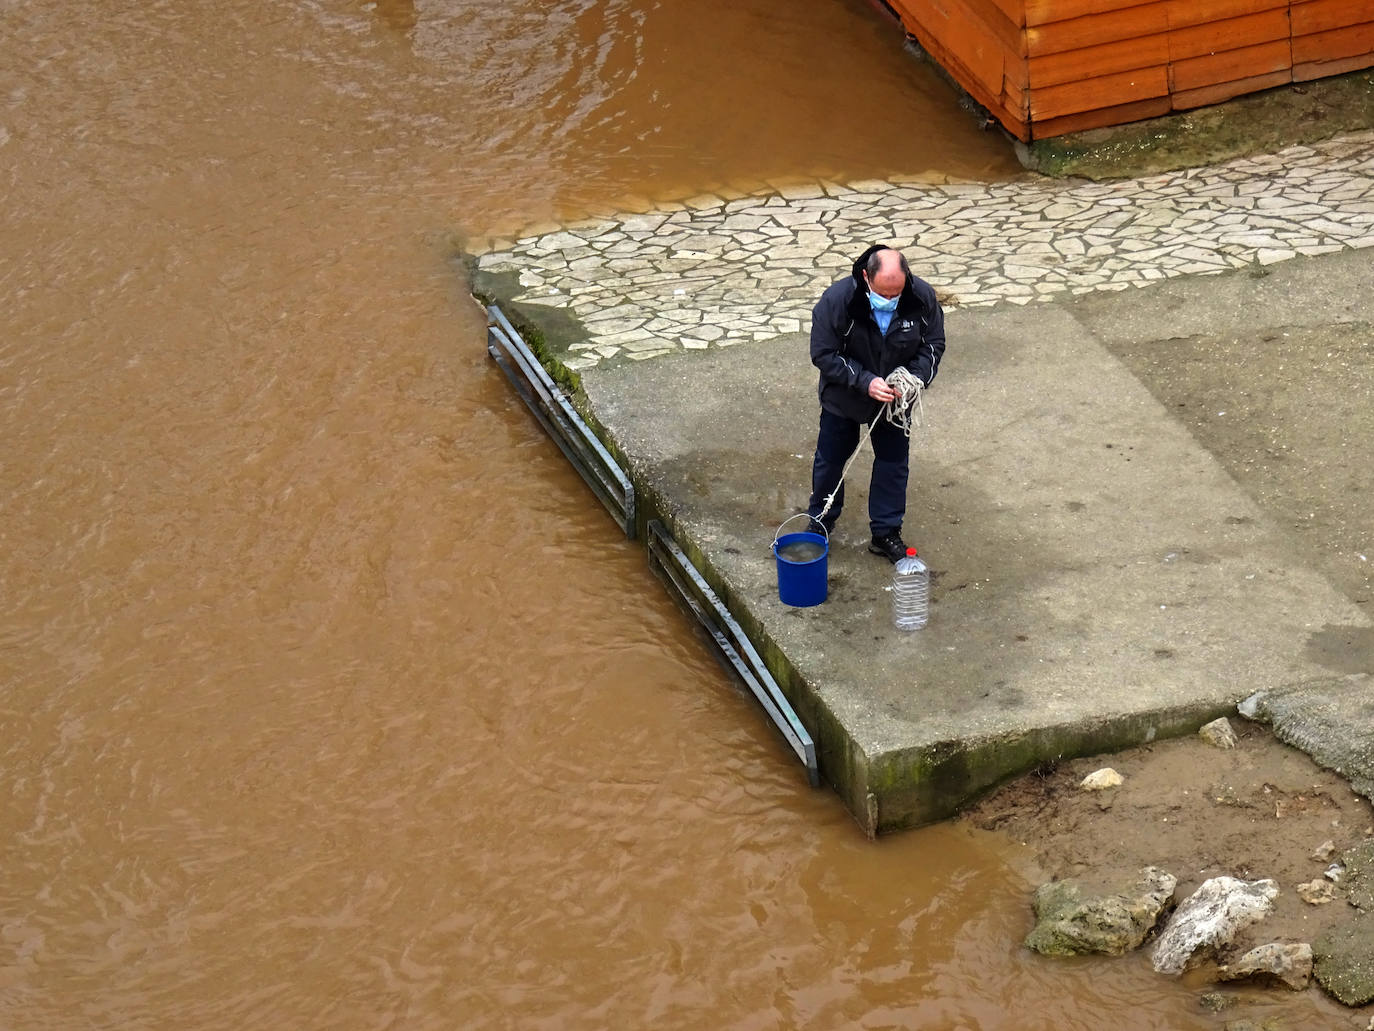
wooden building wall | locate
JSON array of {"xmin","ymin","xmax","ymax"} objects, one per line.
[{"xmin": 888, "ymin": 0, "xmax": 1374, "ymax": 140}]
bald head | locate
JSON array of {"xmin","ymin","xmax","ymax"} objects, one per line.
[{"xmin": 864, "ymin": 248, "xmax": 908, "ymax": 299}]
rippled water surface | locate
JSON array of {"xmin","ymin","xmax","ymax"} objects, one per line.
[{"xmin": 0, "ymin": 1, "xmax": 1355, "ymax": 1028}]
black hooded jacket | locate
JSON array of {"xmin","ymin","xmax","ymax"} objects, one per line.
[{"xmin": 810, "ymin": 244, "xmax": 946, "ymax": 422}]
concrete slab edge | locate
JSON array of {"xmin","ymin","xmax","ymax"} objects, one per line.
[
  {"xmin": 613, "ymin": 421, "xmax": 1243, "ymax": 836},
  {"xmin": 478, "ymin": 297, "xmax": 1255, "ymax": 835},
  {"xmin": 1240, "ymin": 675, "xmax": 1374, "ymax": 803},
  {"xmin": 865, "ymin": 701, "xmax": 1239, "ymax": 836}
]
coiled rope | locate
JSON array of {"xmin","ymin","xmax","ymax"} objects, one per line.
[{"xmin": 813, "ymin": 368, "xmax": 925, "ymax": 527}]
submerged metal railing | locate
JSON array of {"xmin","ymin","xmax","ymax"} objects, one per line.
[
  {"xmin": 484, "ymin": 305, "xmax": 635, "ymax": 538},
  {"xmin": 647, "ymin": 520, "xmax": 819, "ymax": 786},
  {"xmin": 482, "ymin": 303, "xmax": 816, "ymax": 785}
]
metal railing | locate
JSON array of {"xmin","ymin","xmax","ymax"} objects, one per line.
[
  {"xmin": 647, "ymin": 520, "xmax": 819, "ymax": 786},
  {"xmin": 483, "ymin": 303, "xmax": 817, "ymax": 785},
  {"xmin": 484, "ymin": 305, "xmax": 636, "ymax": 538}
]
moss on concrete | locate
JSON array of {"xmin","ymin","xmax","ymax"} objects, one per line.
[
  {"xmin": 470, "ymin": 283, "xmax": 583, "ymax": 396},
  {"xmin": 468, "ymin": 253, "xmax": 591, "ymax": 394},
  {"xmin": 865, "ymin": 702, "xmax": 1238, "ymax": 834},
  {"xmin": 1021, "ymin": 69, "xmax": 1374, "ymax": 181},
  {"xmin": 1314, "ymin": 916, "xmax": 1374, "ymax": 1006}
]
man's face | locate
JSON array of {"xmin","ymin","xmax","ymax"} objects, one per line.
[{"xmin": 865, "ymin": 261, "xmax": 905, "ymax": 299}]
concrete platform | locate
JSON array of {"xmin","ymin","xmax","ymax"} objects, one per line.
[{"xmin": 469, "ymin": 154, "xmax": 1374, "ymax": 835}]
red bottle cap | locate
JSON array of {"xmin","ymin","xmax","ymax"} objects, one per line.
[{"xmin": 906, "ymin": 547, "xmax": 917, "ymax": 557}]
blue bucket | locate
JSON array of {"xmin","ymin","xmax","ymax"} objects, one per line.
[{"xmin": 772, "ymin": 514, "xmax": 829, "ymax": 607}]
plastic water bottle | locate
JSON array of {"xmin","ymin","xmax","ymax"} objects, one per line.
[{"xmin": 893, "ymin": 547, "xmax": 929, "ymax": 631}]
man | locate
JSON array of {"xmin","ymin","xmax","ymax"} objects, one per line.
[{"xmin": 807, "ymin": 244, "xmax": 946, "ymax": 562}]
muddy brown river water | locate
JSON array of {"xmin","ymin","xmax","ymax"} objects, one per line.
[{"xmin": 0, "ymin": 1, "xmax": 1356, "ymax": 1027}]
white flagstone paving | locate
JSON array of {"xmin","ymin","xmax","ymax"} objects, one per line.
[{"xmin": 474, "ymin": 131, "xmax": 1374, "ymax": 371}]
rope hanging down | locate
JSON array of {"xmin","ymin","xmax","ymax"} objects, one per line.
[{"xmin": 813, "ymin": 368, "xmax": 925, "ymax": 527}]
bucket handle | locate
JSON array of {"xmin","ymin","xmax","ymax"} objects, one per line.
[{"xmin": 771, "ymin": 512, "xmax": 828, "ymax": 551}]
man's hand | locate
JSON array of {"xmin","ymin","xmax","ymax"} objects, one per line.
[{"xmin": 867, "ymin": 377, "xmax": 897, "ymax": 403}]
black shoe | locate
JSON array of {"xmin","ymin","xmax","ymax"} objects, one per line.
[
  {"xmin": 808, "ymin": 516, "xmax": 834, "ymax": 537},
  {"xmin": 867, "ymin": 531, "xmax": 908, "ymax": 563}
]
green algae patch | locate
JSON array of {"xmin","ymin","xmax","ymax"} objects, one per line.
[
  {"xmin": 469, "ymin": 279, "xmax": 583, "ymax": 396},
  {"xmin": 1315, "ymin": 916, "xmax": 1374, "ymax": 1006},
  {"xmin": 1022, "ymin": 70, "xmax": 1374, "ymax": 181},
  {"xmin": 864, "ymin": 703, "xmax": 1236, "ymax": 834}
]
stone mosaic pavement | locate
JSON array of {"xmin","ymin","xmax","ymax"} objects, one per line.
[{"xmin": 473, "ymin": 131, "xmax": 1374, "ymax": 371}]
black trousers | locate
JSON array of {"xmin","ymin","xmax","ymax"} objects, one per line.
[{"xmin": 806, "ymin": 408, "xmax": 910, "ymax": 538}]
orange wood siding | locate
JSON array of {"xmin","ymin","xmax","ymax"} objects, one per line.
[
  {"xmin": 1173, "ymin": 67, "xmax": 1292, "ymax": 108},
  {"xmin": 1168, "ymin": 0, "xmax": 1288, "ymax": 30},
  {"xmin": 889, "ymin": 0, "xmax": 1374, "ymax": 140},
  {"xmin": 1168, "ymin": 10, "xmax": 1291, "ymax": 61},
  {"xmin": 1025, "ymin": 3, "xmax": 1170, "ymax": 58},
  {"xmin": 1025, "ymin": 0, "xmax": 1156, "ymax": 25},
  {"xmin": 1293, "ymin": 21, "xmax": 1374, "ymax": 65},
  {"xmin": 1032, "ymin": 94, "xmax": 1173, "ymax": 137},
  {"xmin": 1029, "ymin": 32, "xmax": 1168, "ymax": 86},
  {"xmin": 891, "ymin": 0, "xmax": 1030, "ymax": 138},
  {"xmin": 1031, "ymin": 64, "xmax": 1169, "ymax": 120},
  {"xmin": 1172, "ymin": 39, "xmax": 1293, "ymax": 91},
  {"xmin": 1292, "ymin": 0, "xmax": 1372, "ymax": 36}
]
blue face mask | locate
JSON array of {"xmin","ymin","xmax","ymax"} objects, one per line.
[{"xmin": 868, "ymin": 290, "xmax": 899, "ymax": 313}]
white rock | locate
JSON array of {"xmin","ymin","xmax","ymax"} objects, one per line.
[
  {"xmin": 1150, "ymin": 877, "xmax": 1279, "ymax": 974},
  {"xmin": 1296, "ymin": 878, "xmax": 1337, "ymax": 905},
  {"xmin": 1024, "ymin": 867, "xmax": 1177, "ymax": 956},
  {"xmin": 1080, "ymin": 768, "xmax": 1124, "ymax": 791},
  {"xmin": 1199, "ymin": 717, "xmax": 1238, "ymax": 749},
  {"xmin": 1218, "ymin": 942, "xmax": 1313, "ymax": 990}
]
